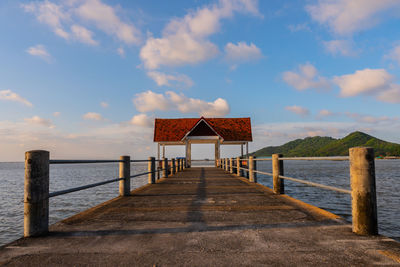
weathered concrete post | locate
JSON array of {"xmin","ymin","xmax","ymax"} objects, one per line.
[
  {"xmin": 148, "ymin": 157, "xmax": 156, "ymax": 184},
  {"xmin": 24, "ymin": 150, "xmax": 49, "ymax": 237},
  {"xmin": 224, "ymin": 158, "xmax": 228, "ymax": 171},
  {"xmin": 162, "ymin": 157, "xmax": 168, "ymax": 178},
  {"xmin": 183, "ymin": 158, "xmax": 186, "ymax": 169},
  {"xmin": 157, "ymin": 160, "xmax": 161, "ymax": 180},
  {"xmin": 249, "ymin": 156, "xmax": 257, "ymax": 183},
  {"xmin": 119, "ymin": 156, "xmax": 130, "ymax": 196},
  {"xmin": 230, "ymin": 158, "xmax": 233, "ymax": 174},
  {"xmin": 272, "ymin": 154, "xmax": 284, "ymax": 194},
  {"xmin": 180, "ymin": 159, "xmax": 184, "ymax": 171},
  {"xmin": 350, "ymin": 147, "xmax": 378, "ymax": 235},
  {"xmin": 175, "ymin": 158, "xmax": 179, "ymax": 173},
  {"xmin": 236, "ymin": 157, "xmax": 241, "ymax": 176},
  {"xmin": 171, "ymin": 158, "xmax": 176, "ymax": 175}
]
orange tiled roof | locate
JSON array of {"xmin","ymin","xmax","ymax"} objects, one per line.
[{"xmin": 154, "ymin": 117, "xmax": 252, "ymax": 142}]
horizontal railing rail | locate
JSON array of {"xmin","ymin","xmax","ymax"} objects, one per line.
[
  {"xmin": 50, "ymin": 159, "xmax": 123, "ymax": 164},
  {"xmin": 218, "ymin": 148, "xmax": 378, "ymax": 235},
  {"xmin": 279, "ymin": 175, "xmax": 351, "ymax": 194},
  {"xmin": 49, "ymin": 177, "xmax": 124, "ymax": 198},
  {"xmin": 24, "ymin": 151, "xmax": 189, "ymax": 237},
  {"xmin": 280, "ymin": 156, "xmax": 349, "ymax": 161}
]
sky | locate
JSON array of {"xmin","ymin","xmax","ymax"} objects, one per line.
[{"xmin": 1, "ymin": 0, "xmax": 400, "ymax": 161}]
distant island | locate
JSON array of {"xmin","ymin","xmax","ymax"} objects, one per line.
[{"xmin": 251, "ymin": 131, "xmax": 400, "ymax": 157}]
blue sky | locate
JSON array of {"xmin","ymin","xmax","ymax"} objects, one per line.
[{"xmin": 1, "ymin": 0, "xmax": 400, "ymax": 161}]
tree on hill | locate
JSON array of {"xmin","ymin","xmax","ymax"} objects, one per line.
[{"xmin": 251, "ymin": 131, "xmax": 400, "ymax": 157}]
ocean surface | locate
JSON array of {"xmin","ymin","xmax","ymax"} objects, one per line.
[{"xmin": 0, "ymin": 159, "xmax": 399, "ymax": 246}]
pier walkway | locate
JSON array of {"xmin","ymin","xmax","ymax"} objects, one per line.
[{"xmin": 1, "ymin": 167, "xmax": 400, "ymax": 266}]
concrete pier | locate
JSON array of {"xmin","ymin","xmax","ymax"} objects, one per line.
[{"xmin": 1, "ymin": 167, "xmax": 400, "ymax": 266}]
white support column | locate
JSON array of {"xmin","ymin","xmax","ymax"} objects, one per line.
[
  {"xmin": 157, "ymin": 143, "xmax": 160, "ymax": 180},
  {"xmin": 246, "ymin": 142, "xmax": 249, "ymax": 158},
  {"xmin": 241, "ymin": 144, "xmax": 244, "ymax": 158},
  {"xmin": 185, "ymin": 141, "xmax": 191, "ymax": 168},
  {"xmin": 215, "ymin": 139, "xmax": 220, "ymax": 167}
]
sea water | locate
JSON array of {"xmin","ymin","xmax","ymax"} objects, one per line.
[{"xmin": 0, "ymin": 160, "xmax": 399, "ymax": 246}]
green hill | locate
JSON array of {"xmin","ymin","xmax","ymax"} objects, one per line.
[{"xmin": 251, "ymin": 131, "xmax": 400, "ymax": 157}]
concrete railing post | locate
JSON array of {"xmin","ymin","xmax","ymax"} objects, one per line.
[
  {"xmin": 236, "ymin": 157, "xmax": 241, "ymax": 176},
  {"xmin": 157, "ymin": 160, "xmax": 161, "ymax": 180},
  {"xmin": 183, "ymin": 158, "xmax": 186, "ymax": 169},
  {"xmin": 180, "ymin": 159, "xmax": 184, "ymax": 171},
  {"xmin": 148, "ymin": 157, "xmax": 156, "ymax": 184},
  {"xmin": 224, "ymin": 158, "xmax": 227, "ymax": 171},
  {"xmin": 162, "ymin": 157, "xmax": 168, "ymax": 178},
  {"xmin": 119, "ymin": 156, "xmax": 130, "ymax": 196},
  {"xmin": 171, "ymin": 158, "xmax": 176, "ymax": 175},
  {"xmin": 24, "ymin": 150, "xmax": 49, "ymax": 237},
  {"xmin": 272, "ymin": 154, "xmax": 284, "ymax": 194},
  {"xmin": 350, "ymin": 147, "xmax": 378, "ymax": 235},
  {"xmin": 175, "ymin": 158, "xmax": 179, "ymax": 173},
  {"xmin": 249, "ymin": 156, "xmax": 257, "ymax": 183},
  {"xmin": 229, "ymin": 158, "xmax": 233, "ymax": 174}
]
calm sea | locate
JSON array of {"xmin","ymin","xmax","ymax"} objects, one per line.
[{"xmin": 0, "ymin": 160, "xmax": 399, "ymax": 246}]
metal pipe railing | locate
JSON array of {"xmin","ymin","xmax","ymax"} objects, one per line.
[
  {"xmin": 49, "ymin": 177, "xmax": 124, "ymax": 198},
  {"xmin": 220, "ymin": 147, "xmax": 378, "ymax": 235},
  {"xmin": 24, "ymin": 151, "xmax": 188, "ymax": 237},
  {"xmin": 278, "ymin": 175, "xmax": 351, "ymax": 194},
  {"xmin": 50, "ymin": 159, "xmax": 122, "ymax": 164}
]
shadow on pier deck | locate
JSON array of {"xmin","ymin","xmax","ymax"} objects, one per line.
[{"xmin": 1, "ymin": 167, "xmax": 400, "ymax": 266}]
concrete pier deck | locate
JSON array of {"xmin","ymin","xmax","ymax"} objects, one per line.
[{"xmin": 1, "ymin": 167, "xmax": 400, "ymax": 266}]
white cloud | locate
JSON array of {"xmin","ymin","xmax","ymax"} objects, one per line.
[
  {"xmin": 117, "ymin": 47, "xmax": 125, "ymax": 57},
  {"xmin": 377, "ymin": 84, "xmax": 400, "ymax": 103},
  {"xmin": 323, "ymin": 39, "xmax": 357, "ymax": 56},
  {"xmin": 283, "ymin": 63, "xmax": 331, "ymax": 91},
  {"xmin": 133, "ymin": 91, "xmax": 171, "ymax": 113},
  {"xmin": 22, "ymin": 0, "xmax": 141, "ymax": 46},
  {"xmin": 83, "ymin": 112, "xmax": 104, "ymax": 121},
  {"xmin": 140, "ymin": 0, "xmax": 261, "ymax": 69},
  {"xmin": 333, "ymin": 68, "xmax": 394, "ymax": 97},
  {"xmin": 0, "ymin": 119, "xmax": 156, "ymax": 161},
  {"xmin": 306, "ymin": 0, "xmax": 400, "ymax": 35},
  {"xmin": 147, "ymin": 71, "xmax": 194, "ymax": 88},
  {"xmin": 386, "ymin": 45, "xmax": 400, "ymax": 65},
  {"xmin": 345, "ymin": 112, "xmax": 397, "ymax": 124},
  {"xmin": 71, "ymin": 24, "xmax": 98, "ymax": 46},
  {"xmin": 0, "ymin": 90, "xmax": 33, "ymax": 107},
  {"xmin": 133, "ymin": 90, "xmax": 230, "ymax": 117},
  {"xmin": 75, "ymin": 0, "xmax": 141, "ymax": 45},
  {"xmin": 285, "ymin": 105, "xmax": 310, "ymax": 116},
  {"xmin": 100, "ymin": 102, "xmax": 109, "ymax": 108},
  {"xmin": 317, "ymin": 109, "xmax": 336, "ymax": 119},
  {"xmin": 224, "ymin": 42, "xmax": 262, "ymax": 62},
  {"xmin": 130, "ymin": 114, "xmax": 153, "ymax": 128},
  {"xmin": 26, "ymin": 45, "xmax": 51, "ymax": 61},
  {"xmin": 21, "ymin": 1, "xmax": 70, "ymax": 39},
  {"xmin": 53, "ymin": 112, "xmax": 61, "ymax": 117},
  {"xmin": 166, "ymin": 91, "xmax": 230, "ymax": 117},
  {"xmin": 24, "ymin": 116, "xmax": 54, "ymax": 128}
]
